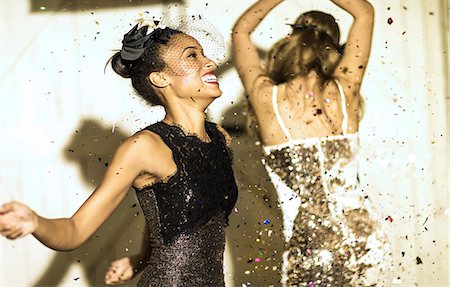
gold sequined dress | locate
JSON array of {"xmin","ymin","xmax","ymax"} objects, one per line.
[{"xmin": 262, "ymin": 81, "xmax": 393, "ymax": 286}]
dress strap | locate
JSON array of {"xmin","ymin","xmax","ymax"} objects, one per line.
[
  {"xmin": 334, "ymin": 79, "xmax": 348, "ymax": 134},
  {"xmin": 272, "ymin": 85, "xmax": 292, "ymax": 140}
]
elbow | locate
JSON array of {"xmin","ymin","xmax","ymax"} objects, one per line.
[
  {"xmin": 39, "ymin": 237, "xmax": 82, "ymax": 252},
  {"xmin": 362, "ymin": 1, "xmax": 375, "ymax": 17},
  {"xmin": 231, "ymin": 22, "xmax": 239, "ymax": 36},
  {"xmin": 231, "ymin": 22, "xmax": 252, "ymax": 39},
  {"xmin": 52, "ymin": 245, "xmax": 79, "ymax": 252},
  {"xmin": 351, "ymin": 1, "xmax": 374, "ymax": 19},
  {"xmin": 52, "ymin": 219, "xmax": 85, "ymax": 251},
  {"xmin": 231, "ymin": 29, "xmax": 244, "ymax": 41}
]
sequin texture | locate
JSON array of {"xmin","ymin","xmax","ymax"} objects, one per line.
[
  {"xmin": 134, "ymin": 121, "xmax": 238, "ymax": 286},
  {"xmin": 263, "ymin": 134, "xmax": 393, "ymax": 286}
]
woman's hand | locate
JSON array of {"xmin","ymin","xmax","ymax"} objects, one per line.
[
  {"xmin": 0, "ymin": 201, "xmax": 38, "ymax": 239},
  {"xmin": 104, "ymin": 257, "xmax": 134, "ymax": 285}
]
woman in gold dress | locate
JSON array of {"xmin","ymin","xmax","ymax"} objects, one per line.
[{"xmin": 232, "ymin": 0, "xmax": 393, "ymax": 286}]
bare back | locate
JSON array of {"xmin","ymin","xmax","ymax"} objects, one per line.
[
  {"xmin": 232, "ymin": 0, "xmax": 374, "ymax": 146},
  {"xmin": 251, "ymin": 75, "xmax": 360, "ymax": 146}
]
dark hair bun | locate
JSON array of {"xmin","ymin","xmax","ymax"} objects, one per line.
[{"xmin": 111, "ymin": 52, "xmax": 131, "ymax": 78}]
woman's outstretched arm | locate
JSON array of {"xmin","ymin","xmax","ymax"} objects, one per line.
[
  {"xmin": 232, "ymin": 0, "xmax": 283, "ymax": 94},
  {"xmin": 0, "ymin": 132, "xmax": 159, "ymax": 251},
  {"xmin": 331, "ymin": 0, "xmax": 374, "ymax": 89}
]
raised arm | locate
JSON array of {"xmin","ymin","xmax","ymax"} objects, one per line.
[
  {"xmin": 0, "ymin": 133, "xmax": 158, "ymax": 251},
  {"xmin": 331, "ymin": 0, "xmax": 374, "ymax": 90},
  {"xmin": 232, "ymin": 0, "xmax": 283, "ymax": 94}
]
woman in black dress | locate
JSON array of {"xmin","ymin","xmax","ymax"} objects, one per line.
[{"xmin": 0, "ymin": 23, "xmax": 238, "ymax": 287}]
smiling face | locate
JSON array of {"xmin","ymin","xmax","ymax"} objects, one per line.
[{"xmin": 160, "ymin": 33, "xmax": 222, "ymax": 100}]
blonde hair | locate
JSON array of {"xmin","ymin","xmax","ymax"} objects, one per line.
[
  {"xmin": 265, "ymin": 10, "xmax": 364, "ymax": 121},
  {"xmin": 266, "ymin": 11, "xmax": 341, "ymax": 84}
]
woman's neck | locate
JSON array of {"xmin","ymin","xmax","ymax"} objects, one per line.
[
  {"xmin": 163, "ymin": 108, "xmax": 209, "ymax": 140},
  {"xmin": 161, "ymin": 92, "xmax": 215, "ymax": 139}
]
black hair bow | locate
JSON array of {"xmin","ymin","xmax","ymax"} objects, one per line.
[{"xmin": 120, "ymin": 24, "xmax": 153, "ymax": 61}]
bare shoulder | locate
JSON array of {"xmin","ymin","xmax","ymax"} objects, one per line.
[
  {"xmin": 215, "ymin": 124, "xmax": 232, "ymax": 147},
  {"xmin": 120, "ymin": 130, "xmax": 162, "ymax": 153},
  {"xmin": 248, "ymin": 75, "xmax": 274, "ymax": 109},
  {"xmin": 250, "ymin": 75, "xmax": 273, "ymax": 98},
  {"xmin": 113, "ymin": 129, "xmax": 167, "ymax": 166}
]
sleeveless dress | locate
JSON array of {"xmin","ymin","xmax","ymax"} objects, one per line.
[
  {"xmin": 262, "ymin": 81, "xmax": 393, "ymax": 286},
  {"xmin": 134, "ymin": 121, "xmax": 238, "ymax": 287}
]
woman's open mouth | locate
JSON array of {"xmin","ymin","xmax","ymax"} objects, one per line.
[{"xmin": 201, "ymin": 73, "xmax": 219, "ymax": 85}]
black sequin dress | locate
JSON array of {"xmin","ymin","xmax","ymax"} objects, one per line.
[
  {"xmin": 262, "ymin": 81, "xmax": 393, "ymax": 286},
  {"xmin": 134, "ymin": 121, "xmax": 238, "ymax": 287}
]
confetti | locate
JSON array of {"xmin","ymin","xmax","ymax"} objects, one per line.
[
  {"xmin": 312, "ymin": 108, "xmax": 322, "ymax": 116},
  {"xmin": 263, "ymin": 219, "xmax": 270, "ymax": 225},
  {"xmin": 416, "ymin": 256, "xmax": 423, "ymax": 264},
  {"xmin": 387, "ymin": 17, "xmax": 393, "ymax": 25}
]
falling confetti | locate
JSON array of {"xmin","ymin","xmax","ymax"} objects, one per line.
[
  {"xmin": 416, "ymin": 256, "xmax": 423, "ymax": 264},
  {"xmin": 263, "ymin": 219, "xmax": 270, "ymax": 225},
  {"xmin": 387, "ymin": 17, "xmax": 393, "ymax": 25}
]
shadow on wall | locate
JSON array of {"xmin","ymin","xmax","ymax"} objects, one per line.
[
  {"xmin": 218, "ymin": 100, "xmax": 285, "ymax": 287},
  {"xmin": 32, "ymin": 118, "xmax": 145, "ymax": 287},
  {"xmin": 30, "ymin": 0, "xmax": 184, "ymax": 12},
  {"xmin": 29, "ymin": 115, "xmax": 286, "ymax": 287}
]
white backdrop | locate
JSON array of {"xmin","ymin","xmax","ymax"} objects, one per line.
[{"xmin": 1, "ymin": 0, "xmax": 448, "ymax": 286}]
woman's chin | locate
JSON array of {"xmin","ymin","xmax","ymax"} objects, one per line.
[
  {"xmin": 208, "ymin": 87, "xmax": 223, "ymax": 98},
  {"xmin": 213, "ymin": 90, "xmax": 223, "ymax": 98}
]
